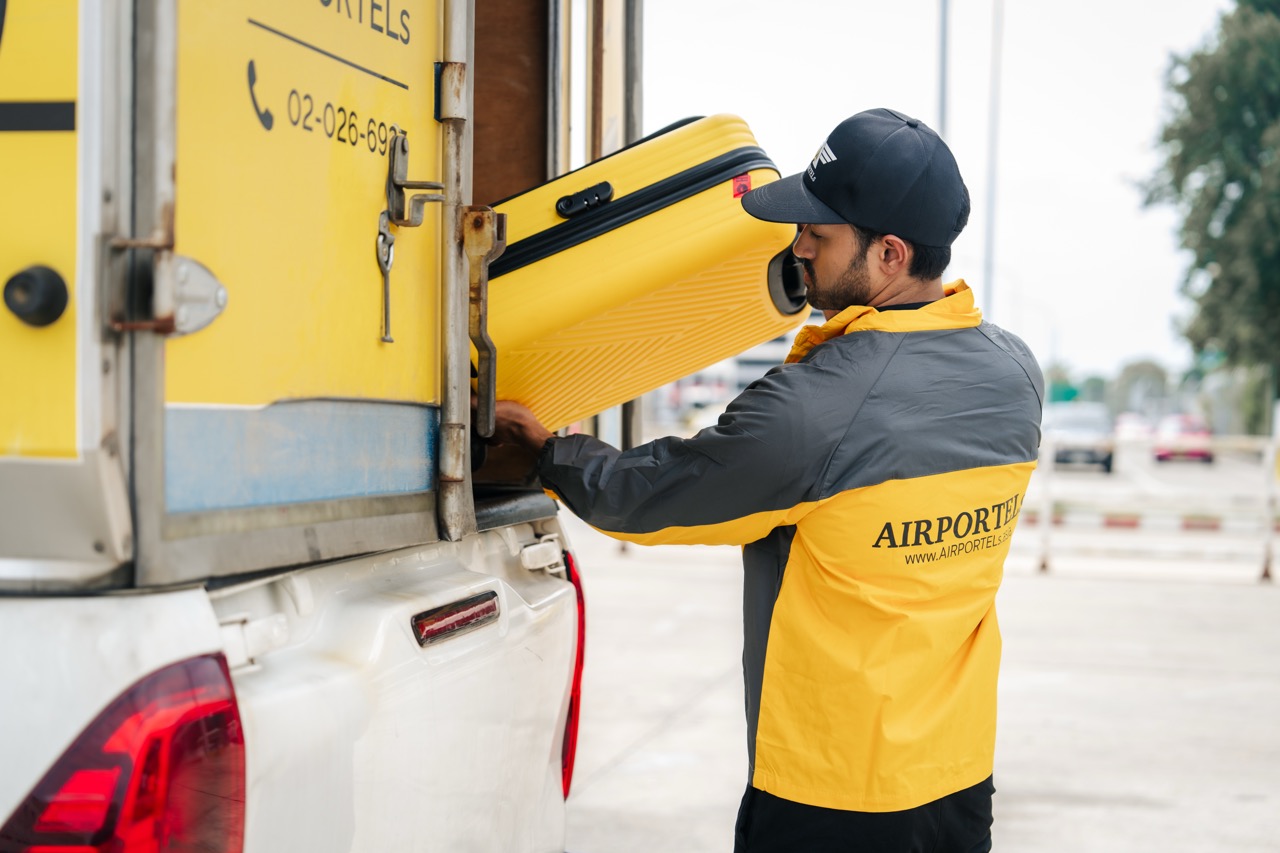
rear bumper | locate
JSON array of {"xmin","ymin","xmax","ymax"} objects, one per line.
[{"xmin": 1053, "ymin": 447, "xmax": 1114, "ymax": 466}]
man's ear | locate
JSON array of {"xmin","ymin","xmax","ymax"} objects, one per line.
[{"xmin": 878, "ymin": 234, "xmax": 912, "ymax": 274}]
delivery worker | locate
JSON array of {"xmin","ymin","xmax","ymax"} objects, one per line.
[{"xmin": 490, "ymin": 107, "xmax": 1044, "ymax": 853}]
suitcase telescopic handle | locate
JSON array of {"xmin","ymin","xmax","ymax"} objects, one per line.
[{"xmin": 464, "ymin": 207, "xmax": 507, "ymax": 439}]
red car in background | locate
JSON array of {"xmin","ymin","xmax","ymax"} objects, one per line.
[{"xmin": 1154, "ymin": 414, "xmax": 1215, "ymax": 463}]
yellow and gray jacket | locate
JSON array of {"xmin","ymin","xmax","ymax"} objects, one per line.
[{"xmin": 538, "ymin": 282, "xmax": 1044, "ymax": 812}]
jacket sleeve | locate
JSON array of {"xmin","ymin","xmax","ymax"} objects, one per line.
[{"xmin": 536, "ymin": 364, "xmax": 833, "ymax": 546}]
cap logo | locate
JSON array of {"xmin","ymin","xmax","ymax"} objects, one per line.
[{"xmin": 806, "ymin": 142, "xmax": 837, "ymax": 180}]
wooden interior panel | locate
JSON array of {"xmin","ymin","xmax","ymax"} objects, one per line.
[{"xmin": 473, "ymin": 2, "xmax": 549, "ymax": 205}]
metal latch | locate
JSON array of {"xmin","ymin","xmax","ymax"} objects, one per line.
[
  {"xmin": 385, "ymin": 127, "xmax": 445, "ymax": 227},
  {"xmin": 463, "ymin": 206, "xmax": 506, "ymax": 438},
  {"xmin": 520, "ymin": 534, "xmax": 565, "ymax": 575},
  {"xmin": 376, "ymin": 211, "xmax": 396, "ymax": 342},
  {"xmin": 374, "ymin": 128, "xmax": 446, "ymax": 342}
]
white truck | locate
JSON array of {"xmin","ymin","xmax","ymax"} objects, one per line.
[{"xmin": 0, "ymin": 1, "xmax": 640, "ymax": 849}]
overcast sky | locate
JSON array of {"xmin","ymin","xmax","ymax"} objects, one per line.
[{"xmin": 643, "ymin": 0, "xmax": 1232, "ymax": 379}]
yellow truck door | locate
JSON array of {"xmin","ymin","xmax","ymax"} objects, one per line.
[
  {"xmin": 1, "ymin": 1, "xmax": 135, "ymax": 585},
  {"xmin": 129, "ymin": 1, "xmax": 451, "ymax": 582},
  {"xmin": 1, "ymin": 0, "xmax": 78, "ymax": 459}
]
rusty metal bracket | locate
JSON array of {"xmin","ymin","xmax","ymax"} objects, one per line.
[
  {"xmin": 109, "ymin": 231, "xmax": 173, "ymax": 251},
  {"xmin": 386, "ymin": 127, "xmax": 445, "ymax": 227},
  {"xmin": 109, "ymin": 203, "xmax": 176, "ymax": 252},
  {"xmin": 435, "ymin": 61, "xmax": 467, "ymax": 121},
  {"xmin": 110, "ymin": 316, "xmax": 176, "ymax": 334},
  {"xmin": 463, "ymin": 206, "xmax": 506, "ymax": 439}
]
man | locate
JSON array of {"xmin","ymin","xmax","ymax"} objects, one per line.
[{"xmin": 491, "ymin": 108, "xmax": 1044, "ymax": 852}]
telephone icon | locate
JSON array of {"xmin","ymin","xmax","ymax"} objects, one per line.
[{"xmin": 247, "ymin": 60, "xmax": 273, "ymax": 131}]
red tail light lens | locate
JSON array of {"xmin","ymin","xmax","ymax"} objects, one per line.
[
  {"xmin": 561, "ymin": 550, "xmax": 586, "ymax": 798},
  {"xmin": 0, "ymin": 654, "xmax": 245, "ymax": 853}
]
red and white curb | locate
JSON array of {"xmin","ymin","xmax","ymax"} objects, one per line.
[{"xmin": 1020, "ymin": 510, "xmax": 1280, "ymax": 535}]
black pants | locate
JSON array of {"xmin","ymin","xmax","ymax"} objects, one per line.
[{"xmin": 734, "ymin": 776, "xmax": 994, "ymax": 853}]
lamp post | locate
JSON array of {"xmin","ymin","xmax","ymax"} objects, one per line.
[
  {"xmin": 982, "ymin": 0, "xmax": 1005, "ymax": 321},
  {"xmin": 938, "ymin": 0, "xmax": 949, "ymax": 138}
]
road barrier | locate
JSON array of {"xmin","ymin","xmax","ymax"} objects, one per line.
[{"xmin": 1028, "ymin": 429, "xmax": 1280, "ymax": 582}]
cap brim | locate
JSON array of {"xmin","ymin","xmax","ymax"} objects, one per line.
[{"xmin": 741, "ymin": 172, "xmax": 847, "ymax": 224}]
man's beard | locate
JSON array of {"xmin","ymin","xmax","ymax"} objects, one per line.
[{"xmin": 803, "ymin": 251, "xmax": 871, "ymax": 311}]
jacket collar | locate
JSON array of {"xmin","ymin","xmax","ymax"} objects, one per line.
[{"xmin": 785, "ymin": 280, "xmax": 982, "ymax": 364}]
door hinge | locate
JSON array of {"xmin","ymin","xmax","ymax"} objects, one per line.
[{"xmin": 108, "ymin": 254, "xmax": 228, "ymax": 336}]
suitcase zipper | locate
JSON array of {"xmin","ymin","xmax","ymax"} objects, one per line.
[{"xmin": 491, "ymin": 146, "xmax": 777, "ymax": 279}]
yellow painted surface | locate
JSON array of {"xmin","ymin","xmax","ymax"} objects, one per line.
[
  {"xmin": 0, "ymin": 0, "xmax": 79, "ymax": 458},
  {"xmin": 490, "ymin": 169, "xmax": 799, "ymax": 432},
  {"xmin": 488, "ymin": 115, "xmax": 800, "ymax": 431},
  {"xmin": 169, "ymin": 1, "xmax": 443, "ymax": 406},
  {"xmin": 503, "ymin": 114, "xmax": 766, "ymax": 242},
  {"xmin": 0, "ymin": 1, "xmax": 77, "ymax": 100}
]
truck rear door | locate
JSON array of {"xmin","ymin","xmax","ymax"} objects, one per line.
[{"xmin": 126, "ymin": 0, "xmax": 451, "ymax": 584}]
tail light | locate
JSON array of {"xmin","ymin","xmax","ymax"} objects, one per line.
[
  {"xmin": 560, "ymin": 549, "xmax": 586, "ymax": 798},
  {"xmin": 0, "ymin": 654, "xmax": 245, "ymax": 853}
]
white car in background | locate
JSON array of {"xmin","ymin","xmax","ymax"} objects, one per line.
[
  {"xmin": 1114, "ymin": 412, "xmax": 1155, "ymax": 442},
  {"xmin": 1043, "ymin": 402, "xmax": 1116, "ymax": 473}
]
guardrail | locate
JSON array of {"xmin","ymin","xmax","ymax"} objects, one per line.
[{"xmin": 1025, "ymin": 431, "xmax": 1279, "ymax": 582}]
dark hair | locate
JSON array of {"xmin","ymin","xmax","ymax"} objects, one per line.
[
  {"xmin": 851, "ymin": 224, "xmax": 951, "ymax": 280},
  {"xmin": 851, "ymin": 185, "xmax": 968, "ymax": 280}
]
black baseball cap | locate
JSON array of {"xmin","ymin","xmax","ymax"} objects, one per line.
[{"xmin": 742, "ymin": 108, "xmax": 969, "ymax": 248}]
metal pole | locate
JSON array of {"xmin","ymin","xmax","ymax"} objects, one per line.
[
  {"xmin": 1038, "ymin": 437, "xmax": 1053, "ymax": 573},
  {"xmin": 620, "ymin": 0, "xmax": 643, "ymax": 456},
  {"xmin": 981, "ymin": 0, "xmax": 1004, "ymax": 321},
  {"xmin": 618, "ymin": 0, "xmax": 644, "ymax": 555},
  {"xmin": 624, "ymin": 0, "xmax": 643, "ymax": 148},
  {"xmin": 1262, "ymin": 399, "xmax": 1279, "ymax": 581},
  {"xmin": 588, "ymin": 0, "xmax": 604, "ymax": 162},
  {"xmin": 437, "ymin": 0, "xmax": 478, "ymax": 541},
  {"xmin": 937, "ymin": 0, "xmax": 949, "ymax": 138},
  {"xmin": 546, "ymin": 0, "xmax": 572, "ymax": 180}
]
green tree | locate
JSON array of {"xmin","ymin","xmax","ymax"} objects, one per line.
[
  {"xmin": 1146, "ymin": 1, "xmax": 1280, "ymax": 395},
  {"xmin": 1078, "ymin": 375, "xmax": 1108, "ymax": 404},
  {"xmin": 1107, "ymin": 359, "xmax": 1169, "ymax": 416}
]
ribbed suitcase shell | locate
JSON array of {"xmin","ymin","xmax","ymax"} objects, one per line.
[{"xmin": 486, "ymin": 114, "xmax": 806, "ymax": 431}]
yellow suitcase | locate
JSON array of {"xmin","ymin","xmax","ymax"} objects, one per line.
[{"xmin": 485, "ymin": 114, "xmax": 806, "ymax": 432}]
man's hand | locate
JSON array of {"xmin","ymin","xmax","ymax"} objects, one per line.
[{"xmin": 490, "ymin": 400, "xmax": 554, "ymax": 454}]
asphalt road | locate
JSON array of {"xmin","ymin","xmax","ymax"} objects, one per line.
[{"xmin": 559, "ymin": 508, "xmax": 1280, "ymax": 852}]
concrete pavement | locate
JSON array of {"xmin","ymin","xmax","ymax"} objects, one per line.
[{"xmin": 559, "ymin": 512, "xmax": 1280, "ymax": 852}]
